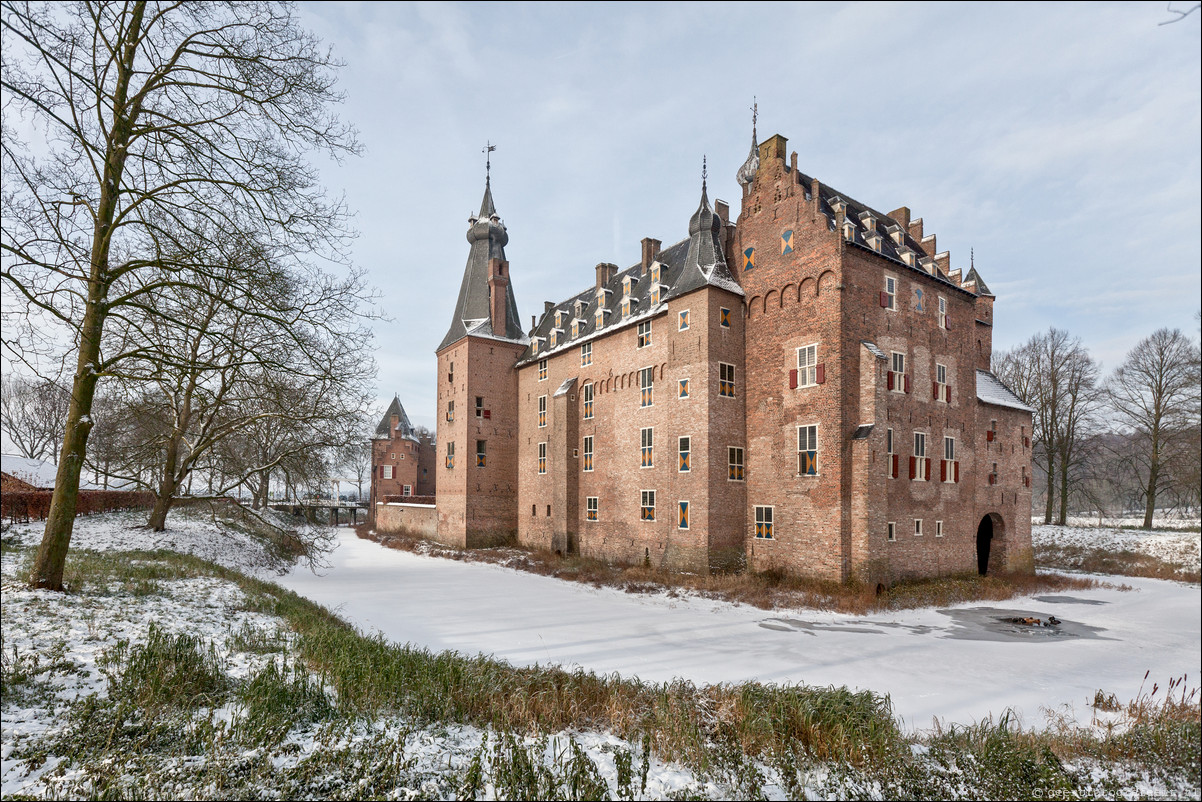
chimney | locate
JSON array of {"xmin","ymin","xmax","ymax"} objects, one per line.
[
  {"xmin": 487, "ymin": 258, "xmax": 509, "ymax": 334},
  {"xmin": 907, "ymin": 217, "xmax": 924, "ymax": 242},
  {"xmin": 888, "ymin": 206, "xmax": 911, "ymax": 228},
  {"xmin": 595, "ymin": 262, "xmax": 617, "ymax": 290},
  {"xmin": 758, "ymin": 133, "xmax": 788, "ymax": 163},
  {"xmin": 640, "ymin": 238, "xmax": 661, "ymax": 275}
]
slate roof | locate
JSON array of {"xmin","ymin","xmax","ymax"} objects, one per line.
[
  {"xmin": 438, "ymin": 181, "xmax": 527, "ymax": 352},
  {"xmin": 975, "ymin": 370, "xmax": 1034, "ymax": 413},
  {"xmin": 800, "ymin": 171, "xmax": 981, "ymax": 299},
  {"xmin": 963, "ymin": 267, "xmax": 993, "ymax": 296},
  {"xmin": 373, "ymin": 396, "xmax": 418, "ymax": 441},
  {"xmin": 516, "ymin": 182, "xmax": 742, "ymax": 366}
]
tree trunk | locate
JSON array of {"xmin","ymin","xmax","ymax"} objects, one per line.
[
  {"xmin": 31, "ymin": 343, "xmax": 100, "ymax": 589},
  {"xmin": 1144, "ymin": 458, "xmax": 1158, "ymax": 530},
  {"xmin": 147, "ymin": 490, "xmax": 177, "ymax": 531},
  {"xmin": 1057, "ymin": 451, "xmax": 1070, "ymax": 526},
  {"xmin": 1043, "ymin": 453, "xmax": 1055, "ymax": 524}
]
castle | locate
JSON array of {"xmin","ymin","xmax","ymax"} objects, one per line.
[{"xmin": 420, "ymin": 126, "xmax": 1033, "ymax": 583}]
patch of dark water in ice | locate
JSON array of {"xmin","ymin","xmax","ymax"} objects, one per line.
[{"xmin": 937, "ymin": 607, "xmax": 1111, "ymax": 642}]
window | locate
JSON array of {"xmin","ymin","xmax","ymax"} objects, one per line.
[
  {"xmin": 475, "ymin": 396, "xmax": 484, "ymax": 418},
  {"xmin": 640, "ymin": 490, "xmax": 656, "ymax": 521},
  {"xmin": 446, "ymin": 400, "xmax": 454, "ymax": 422},
  {"xmin": 586, "ymin": 497, "xmax": 598, "ymax": 522},
  {"xmin": 719, "ymin": 363, "xmax": 736, "ymax": 397},
  {"xmin": 382, "ymin": 465, "xmax": 394, "ymax": 479},
  {"xmin": 883, "ymin": 275, "xmax": 896, "ymax": 310},
  {"xmin": 538, "ymin": 442, "xmax": 546, "ymax": 474},
  {"xmin": 476, "ymin": 440, "xmax": 486, "ymax": 467},
  {"xmin": 678, "ymin": 378, "xmax": 690, "ymax": 399},
  {"xmin": 550, "ymin": 329, "xmax": 558, "ymax": 348},
  {"xmin": 942, "ymin": 436, "xmax": 959, "ymax": 483},
  {"xmin": 678, "ymin": 436, "xmax": 690, "ymax": 472},
  {"xmin": 595, "ymin": 308, "xmax": 605, "ymax": 329},
  {"xmin": 582, "ymin": 436, "xmax": 593, "ymax": 472},
  {"xmin": 448, "ymin": 361, "xmax": 454, "ymax": 383},
  {"xmin": 640, "ymin": 366, "xmax": 654, "ymax": 407},
  {"xmin": 912, "ymin": 432, "xmax": 929, "ymax": 481},
  {"xmin": 638, "ymin": 320, "xmax": 652, "ymax": 348},
  {"xmin": 622, "ymin": 298, "xmax": 632, "ymax": 318},
  {"xmin": 887, "ymin": 522, "xmax": 896, "ymax": 541},
  {"xmin": 678, "ymin": 500, "xmax": 689, "ymax": 529},
  {"xmin": 640, "ymin": 427, "xmax": 653, "ymax": 467},
  {"xmin": 935, "ymin": 363, "xmax": 949, "ymax": 402},
  {"xmin": 914, "ymin": 519, "xmax": 923, "ymax": 537},
  {"xmin": 446, "ymin": 442, "xmax": 455, "ymax": 469},
  {"xmin": 581, "ymin": 342, "xmax": 592, "ymax": 367},
  {"xmin": 887, "ymin": 427, "xmax": 898, "ymax": 478},
  {"xmin": 938, "ymin": 296, "xmax": 948, "ymax": 329},
  {"xmin": 679, "ymin": 309, "xmax": 690, "ymax": 330},
  {"xmin": 728, "ymin": 446, "xmax": 744, "ymax": 481},
  {"xmin": 720, "ymin": 307, "xmax": 731, "ymax": 327},
  {"xmin": 402, "ymin": 485, "xmax": 412, "ymax": 496},
  {"xmin": 390, "ymin": 453, "xmax": 396, "ymax": 460},
  {"xmin": 538, "ymin": 359, "xmax": 547, "ymax": 381},
  {"xmin": 936, "ymin": 520, "xmax": 944, "ymax": 538},
  {"xmin": 798, "ymin": 425, "xmax": 818, "ymax": 475},
  {"xmin": 755, "ymin": 506, "xmax": 774, "ymax": 538},
  {"xmin": 583, "ymin": 383, "xmax": 594, "ymax": 419},
  {"xmin": 538, "ymin": 395, "xmax": 547, "ymax": 427},
  {"xmin": 797, "ymin": 345, "xmax": 818, "ymax": 388},
  {"xmin": 889, "ymin": 352, "xmax": 908, "ymax": 393}
]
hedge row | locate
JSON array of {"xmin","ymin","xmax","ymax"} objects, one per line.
[
  {"xmin": 381, "ymin": 494, "xmax": 436, "ymax": 505},
  {"xmin": 2, "ymin": 490, "xmax": 155, "ymax": 523}
]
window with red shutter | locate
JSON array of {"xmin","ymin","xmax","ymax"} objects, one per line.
[
  {"xmin": 880, "ymin": 291, "xmax": 889, "ymax": 308},
  {"xmin": 789, "ymin": 369, "xmax": 798, "ymax": 389},
  {"xmin": 909, "ymin": 456, "xmax": 917, "ymax": 479},
  {"xmin": 904, "ymin": 375, "xmax": 911, "ymax": 394},
  {"xmin": 887, "ymin": 372, "xmax": 895, "ymax": 390},
  {"xmin": 891, "ymin": 454, "xmax": 899, "ymax": 478},
  {"xmin": 815, "ymin": 364, "xmax": 825, "ymax": 384}
]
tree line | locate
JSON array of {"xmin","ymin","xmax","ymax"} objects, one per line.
[{"xmin": 993, "ymin": 322, "xmax": 1201, "ymax": 529}]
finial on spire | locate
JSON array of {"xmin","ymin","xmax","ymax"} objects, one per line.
[
  {"xmin": 970, "ymin": 247, "xmax": 974, "ymax": 269},
  {"xmin": 751, "ymin": 96, "xmax": 758, "ymax": 138},
  {"xmin": 702, "ymin": 155, "xmax": 707, "ymax": 188},
  {"xmin": 483, "ymin": 141, "xmax": 496, "ymax": 184}
]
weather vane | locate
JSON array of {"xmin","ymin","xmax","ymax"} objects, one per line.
[
  {"xmin": 751, "ymin": 96, "xmax": 757, "ymax": 135},
  {"xmin": 483, "ymin": 141, "xmax": 496, "ymax": 182},
  {"xmin": 702, "ymin": 154, "xmax": 707, "ymax": 186}
]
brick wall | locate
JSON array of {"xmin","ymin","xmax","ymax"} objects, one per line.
[{"xmin": 376, "ymin": 500, "xmax": 438, "ymax": 538}]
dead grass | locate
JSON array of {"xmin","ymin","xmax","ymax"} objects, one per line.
[
  {"xmin": 359, "ymin": 524, "xmax": 1101, "ymax": 615},
  {"xmin": 1036, "ymin": 543, "xmax": 1201, "ymax": 583}
]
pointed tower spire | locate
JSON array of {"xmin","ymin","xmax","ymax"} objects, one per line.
[
  {"xmin": 736, "ymin": 97, "xmax": 760, "ymax": 187},
  {"xmin": 438, "ymin": 150, "xmax": 524, "ymax": 352},
  {"xmin": 685, "ymin": 157, "xmax": 726, "ymax": 275}
]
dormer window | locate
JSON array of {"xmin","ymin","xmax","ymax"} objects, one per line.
[
  {"xmin": 595, "ymin": 308, "xmax": 609, "ymax": 329},
  {"xmin": 650, "ymin": 283, "xmax": 661, "ymax": 306},
  {"xmin": 841, "ymin": 220, "xmax": 856, "ymax": 241},
  {"xmin": 920, "ymin": 256, "xmax": 937, "ymax": 275},
  {"xmin": 865, "ymin": 232, "xmax": 882, "ymax": 251},
  {"xmin": 574, "ymin": 300, "xmax": 585, "ymax": 319},
  {"xmin": 531, "ymin": 336, "xmax": 545, "ymax": 354},
  {"xmin": 859, "ymin": 210, "xmax": 877, "ymax": 231},
  {"xmin": 898, "ymin": 246, "xmax": 916, "ymax": 266},
  {"xmin": 829, "ymin": 196, "xmax": 848, "ymax": 214},
  {"xmin": 622, "ymin": 275, "xmax": 638, "ymax": 296},
  {"xmin": 550, "ymin": 329, "xmax": 561, "ymax": 348},
  {"xmin": 650, "ymin": 264, "xmax": 661, "ymax": 285},
  {"xmin": 886, "ymin": 225, "xmax": 905, "ymax": 246},
  {"xmin": 554, "ymin": 310, "xmax": 564, "ymax": 329}
]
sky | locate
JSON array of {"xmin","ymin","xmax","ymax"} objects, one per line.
[{"xmin": 294, "ymin": 2, "xmax": 1201, "ymax": 431}]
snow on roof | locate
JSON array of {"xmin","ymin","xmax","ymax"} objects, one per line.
[
  {"xmin": 1, "ymin": 454, "xmax": 104, "ymax": 490},
  {"xmin": 975, "ymin": 370, "xmax": 1034, "ymax": 413},
  {"xmin": 861, "ymin": 340, "xmax": 888, "ymax": 361},
  {"xmin": 1, "ymin": 454, "xmax": 60, "ymax": 489}
]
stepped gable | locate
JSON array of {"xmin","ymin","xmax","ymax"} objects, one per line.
[
  {"xmin": 438, "ymin": 179, "xmax": 526, "ymax": 352},
  {"xmin": 516, "ymin": 179, "xmax": 743, "ymax": 366},
  {"xmin": 373, "ymin": 395, "xmax": 418, "ymax": 441}
]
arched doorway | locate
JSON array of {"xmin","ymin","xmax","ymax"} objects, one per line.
[{"xmin": 976, "ymin": 513, "xmax": 1007, "ymax": 575}]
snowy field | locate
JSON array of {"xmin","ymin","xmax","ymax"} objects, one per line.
[
  {"xmin": 277, "ymin": 529, "xmax": 1202, "ymax": 732},
  {"xmin": 1032, "ymin": 522, "xmax": 1201, "ymax": 570}
]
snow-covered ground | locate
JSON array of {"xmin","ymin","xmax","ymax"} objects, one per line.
[
  {"xmin": 3, "ymin": 503, "xmax": 322, "ymax": 575},
  {"xmin": 277, "ymin": 530, "xmax": 1202, "ymax": 732},
  {"xmin": 1033, "ymin": 523, "xmax": 1201, "ymax": 570}
]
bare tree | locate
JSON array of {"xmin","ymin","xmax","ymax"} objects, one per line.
[
  {"xmin": 1108, "ymin": 328, "xmax": 1202, "ymax": 528},
  {"xmin": 0, "ymin": 372, "xmax": 70, "ymax": 461},
  {"xmin": 1, "ymin": 2, "xmax": 358, "ymax": 589}
]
